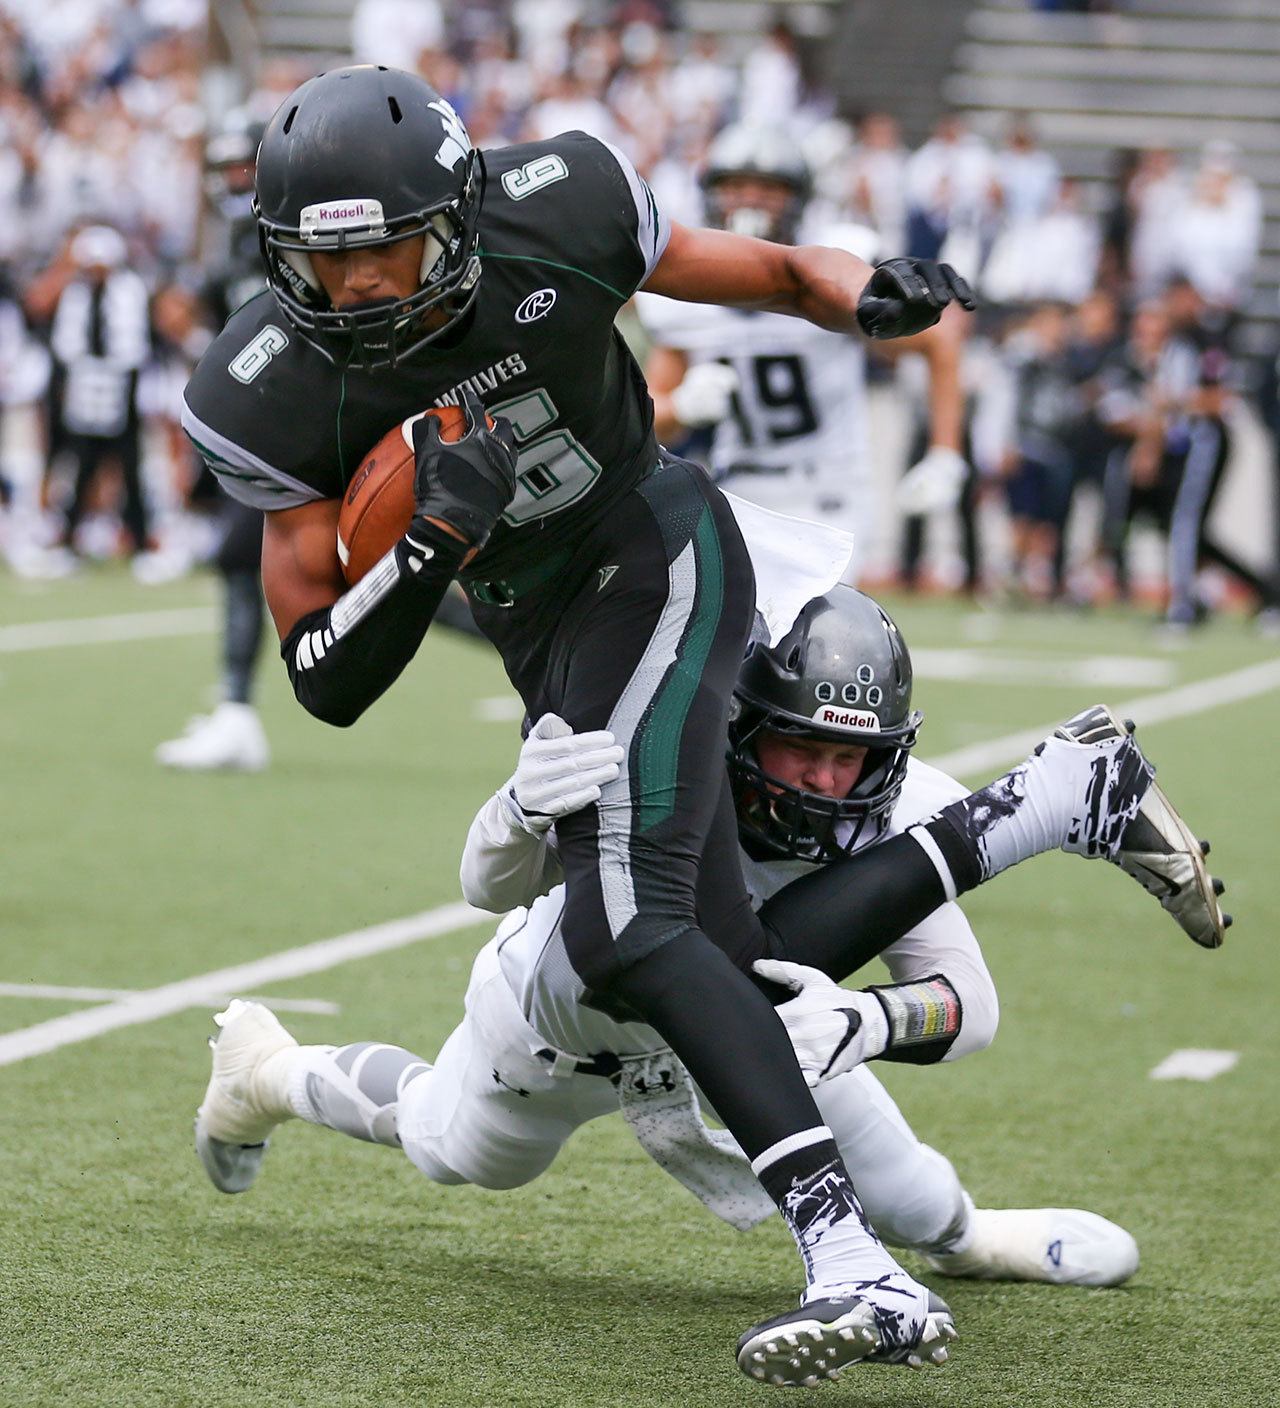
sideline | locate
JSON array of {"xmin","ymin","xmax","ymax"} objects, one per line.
[{"xmin": 0, "ymin": 902, "xmax": 486, "ymax": 1068}]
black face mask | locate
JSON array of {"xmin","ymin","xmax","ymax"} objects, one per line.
[{"xmin": 727, "ymin": 716, "xmax": 913, "ymax": 863}]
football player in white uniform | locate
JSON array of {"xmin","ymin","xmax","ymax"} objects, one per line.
[
  {"xmin": 192, "ymin": 587, "xmax": 1210, "ymax": 1387},
  {"xmin": 637, "ymin": 127, "xmax": 969, "ymax": 561}
]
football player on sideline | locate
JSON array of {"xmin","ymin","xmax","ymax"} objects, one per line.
[
  {"xmin": 638, "ymin": 126, "xmax": 969, "ymax": 564},
  {"xmin": 183, "ymin": 68, "xmax": 1220, "ymax": 1382},
  {"xmin": 196, "ymin": 589, "xmax": 1139, "ymax": 1385}
]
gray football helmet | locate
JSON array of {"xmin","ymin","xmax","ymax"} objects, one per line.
[
  {"xmin": 701, "ymin": 124, "xmax": 813, "ymax": 244},
  {"xmin": 729, "ymin": 586, "xmax": 922, "ymax": 861}
]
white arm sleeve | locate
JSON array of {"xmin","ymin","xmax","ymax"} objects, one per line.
[
  {"xmin": 877, "ymin": 904, "xmax": 1000, "ymax": 1062},
  {"xmin": 459, "ymin": 791, "xmax": 566, "ymax": 913}
]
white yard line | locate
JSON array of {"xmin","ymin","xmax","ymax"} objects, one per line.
[
  {"xmin": 912, "ymin": 648, "xmax": 1176, "ymax": 689},
  {"xmin": 0, "ymin": 607, "xmax": 216, "ymax": 652},
  {"xmin": 0, "ymin": 901, "xmax": 487, "ymax": 1069},
  {"xmin": 7, "ymin": 656, "xmax": 1280, "ymax": 1070},
  {"xmin": 1149, "ymin": 1049, "xmax": 1240, "ymax": 1081},
  {"xmin": 925, "ymin": 657, "xmax": 1280, "ymax": 779},
  {"xmin": 0, "ymin": 982, "xmax": 340, "ymax": 1016}
]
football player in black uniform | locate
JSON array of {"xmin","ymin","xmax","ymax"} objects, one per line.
[{"xmin": 184, "ymin": 67, "xmax": 1224, "ymax": 1383}]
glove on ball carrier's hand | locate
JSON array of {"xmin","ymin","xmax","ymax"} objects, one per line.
[
  {"xmin": 856, "ymin": 258, "xmax": 976, "ymax": 340},
  {"xmin": 408, "ymin": 384, "xmax": 518, "ymax": 550},
  {"xmin": 284, "ymin": 387, "xmax": 517, "ymax": 729}
]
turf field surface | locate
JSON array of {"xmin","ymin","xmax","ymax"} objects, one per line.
[{"xmin": 2, "ymin": 566, "xmax": 1277, "ymax": 1407}]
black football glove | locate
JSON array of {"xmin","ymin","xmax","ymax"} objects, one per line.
[
  {"xmin": 855, "ymin": 257, "xmax": 976, "ymax": 340},
  {"xmin": 410, "ymin": 385, "xmax": 519, "ymax": 548}
]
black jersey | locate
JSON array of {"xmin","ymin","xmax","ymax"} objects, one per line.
[{"xmin": 181, "ymin": 133, "xmax": 669, "ymax": 577}]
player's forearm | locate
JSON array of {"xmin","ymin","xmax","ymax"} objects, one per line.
[
  {"xmin": 459, "ymin": 792, "xmax": 564, "ymax": 911},
  {"xmin": 645, "ymin": 225, "xmax": 872, "ymax": 332},
  {"xmin": 281, "ymin": 525, "xmax": 468, "ymax": 727},
  {"xmin": 916, "ymin": 316, "xmax": 964, "ymax": 453},
  {"xmin": 772, "ymin": 244, "xmax": 875, "ymax": 333}
]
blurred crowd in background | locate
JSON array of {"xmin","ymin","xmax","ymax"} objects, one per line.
[{"xmin": 0, "ymin": 0, "xmax": 1276, "ymax": 629}]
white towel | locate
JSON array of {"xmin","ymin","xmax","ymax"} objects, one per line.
[{"xmin": 723, "ymin": 492, "xmax": 856, "ymax": 647}]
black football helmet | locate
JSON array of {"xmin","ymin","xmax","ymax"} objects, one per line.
[
  {"xmin": 701, "ymin": 124, "xmax": 813, "ymax": 245},
  {"xmin": 729, "ymin": 586, "xmax": 922, "ymax": 861},
  {"xmin": 253, "ymin": 65, "xmax": 483, "ymax": 369}
]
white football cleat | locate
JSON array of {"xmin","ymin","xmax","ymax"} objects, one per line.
[
  {"xmin": 195, "ymin": 999, "xmax": 297, "ymax": 1194},
  {"xmin": 1054, "ymin": 704, "xmax": 1229, "ymax": 949},
  {"xmin": 157, "ymin": 702, "xmax": 269, "ymax": 773},
  {"xmin": 922, "ymin": 1207, "xmax": 1139, "ymax": 1287},
  {"xmin": 737, "ymin": 1274, "xmax": 956, "ymax": 1387}
]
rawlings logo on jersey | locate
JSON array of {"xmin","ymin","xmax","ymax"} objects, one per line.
[
  {"xmin": 429, "ymin": 97, "xmax": 470, "ymax": 172},
  {"xmin": 811, "ymin": 705, "xmax": 881, "ymax": 732},
  {"xmin": 299, "ymin": 199, "xmax": 386, "ymax": 243},
  {"xmin": 515, "ymin": 289, "xmax": 557, "ymax": 324}
]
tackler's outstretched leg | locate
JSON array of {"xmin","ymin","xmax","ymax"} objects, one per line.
[{"xmin": 757, "ymin": 703, "xmax": 1229, "ymax": 983}]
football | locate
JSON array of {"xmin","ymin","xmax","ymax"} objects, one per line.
[{"xmin": 336, "ymin": 405, "xmax": 489, "ymax": 584}]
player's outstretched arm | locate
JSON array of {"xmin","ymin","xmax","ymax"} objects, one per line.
[
  {"xmin": 460, "ymin": 714, "xmax": 622, "ymax": 911},
  {"xmin": 644, "ymin": 222, "xmax": 973, "ymax": 340},
  {"xmin": 264, "ymin": 387, "xmax": 517, "ymax": 728}
]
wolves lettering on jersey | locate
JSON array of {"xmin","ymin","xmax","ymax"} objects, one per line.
[{"xmin": 181, "ymin": 133, "xmax": 668, "ymax": 579}]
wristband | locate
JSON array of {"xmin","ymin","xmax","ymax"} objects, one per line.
[{"xmin": 867, "ymin": 973, "xmax": 962, "ymax": 1065}]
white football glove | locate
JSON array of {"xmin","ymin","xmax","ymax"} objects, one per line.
[
  {"xmin": 753, "ymin": 959, "xmax": 890, "ymax": 1087},
  {"xmin": 670, "ymin": 362, "xmax": 739, "ymax": 428},
  {"xmin": 896, "ymin": 445, "xmax": 968, "ymax": 515},
  {"xmin": 501, "ymin": 713, "xmax": 624, "ymax": 835}
]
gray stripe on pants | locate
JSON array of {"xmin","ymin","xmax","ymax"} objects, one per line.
[{"xmin": 597, "ymin": 537, "xmax": 699, "ymax": 941}]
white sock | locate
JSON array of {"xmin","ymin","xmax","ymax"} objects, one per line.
[
  {"xmin": 274, "ymin": 1041, "xmax": 431, "ymax": 1148},
  {"xmin": 752, "ymin": 1128, "xmax": 904, "ymax": 1296},
  {"xmin": 932, "ymin": 729, "xmax": 1148, "ymax": 882}
]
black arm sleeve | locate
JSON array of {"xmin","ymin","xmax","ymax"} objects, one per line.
[
  {"xmin": 280, "ymin": 523, "xmax": 469, "ymax": 728},
  {"xmin": 755, "ymin": 832, "xmax": 948, "ymax": 983}
]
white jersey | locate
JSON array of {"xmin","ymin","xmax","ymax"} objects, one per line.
[
  {"xmin": 636, "ymin": 219, "xmax": 880, "ymax": 536},
  {"xmin": 463, "ymin": 757, "xmax": 997, "ymax": 1064}
]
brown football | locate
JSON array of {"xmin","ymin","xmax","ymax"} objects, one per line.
[{"xmin": 337, "ymin": 405, "xmax": 489, "ymax": 584}]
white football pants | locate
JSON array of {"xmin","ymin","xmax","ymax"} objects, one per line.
[{"xmin": 393, "ymin": 942, "xmax": 968, "ymax": 1251}]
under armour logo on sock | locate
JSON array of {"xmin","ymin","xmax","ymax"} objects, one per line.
[{"xmin": 598, "ymin": 564, "xmax": 619, "ymax": 592}]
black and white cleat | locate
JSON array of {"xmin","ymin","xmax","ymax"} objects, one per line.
[
  {"xmin": 736, "ymin": 1286, "xmax": 956, "ymax": 1387},
  {"xmin": 1055, "ymin": 705, "xmax": 1229, "ymax": 949}
]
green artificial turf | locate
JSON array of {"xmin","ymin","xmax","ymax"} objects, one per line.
[{"xmin": 2, "ymin": 568, "xmax": 1277, "ymax": 1406}]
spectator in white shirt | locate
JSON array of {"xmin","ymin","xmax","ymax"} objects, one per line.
[{"xmin": 1169, "ymin": 141, "xmax": 1262, "ymax": 313}]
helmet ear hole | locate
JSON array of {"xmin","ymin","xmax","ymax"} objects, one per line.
[
  {"xmin": 388, "ymin": 96, "xmax": 403, "ymax": 124},
  {"xmin": 785, "ymin": 645, "xmax": 801, "ymax": 671}
]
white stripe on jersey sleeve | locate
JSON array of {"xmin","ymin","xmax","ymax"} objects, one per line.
[
  {"xmin": 598, "ymin": 139, "xmax": 670, "ymax": 285},
  {"xmin": 180, "ymin": 394, "xmax": 325, "ymax": 512}
]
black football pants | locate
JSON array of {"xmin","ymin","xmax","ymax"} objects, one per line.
[{"xmin": 474, "ymin": 458, "xmax": 950, "ymax": 1161}]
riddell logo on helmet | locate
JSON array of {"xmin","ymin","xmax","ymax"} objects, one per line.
[
  {"xmin": 299, "ymin": 199, "xmax": 387, "ymax": 241},
  {"xmin": 810, "ymin": 705, "xmax": 881, "ymax": 732}
]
